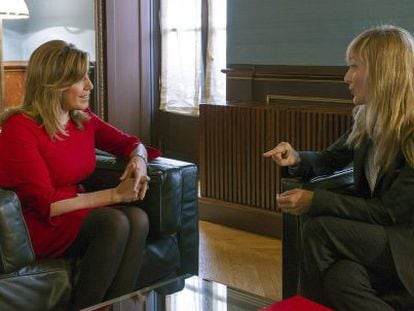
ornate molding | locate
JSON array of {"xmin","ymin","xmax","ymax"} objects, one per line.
[
  {"xmin": 94, "ymin": 0, "xmax": 107, "ymax": 120},
  {"xmin": 266, "ymin": 94, "xmax": 353, "ymax": 105}
]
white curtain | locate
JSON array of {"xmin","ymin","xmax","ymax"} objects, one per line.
[
  {"xmin": 204, "ymin": 0, "xmax": 227, "ymax": 105},
  {"xmin": 160, "ymin": 0, "xmax": 226, "ymax": 116}
]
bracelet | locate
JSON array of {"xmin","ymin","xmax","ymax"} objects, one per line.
[
  {"xmin": 130, "ymin": 143, "xmax": 148, "ymax": 164},
  {"xmin": 134, "ymin": 154, "xmax": 148, "ymax": 165}
]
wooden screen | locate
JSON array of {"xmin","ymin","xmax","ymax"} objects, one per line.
[{"xmin": 200, "ymin": 103, "xmax": 353, "ymax": 212}]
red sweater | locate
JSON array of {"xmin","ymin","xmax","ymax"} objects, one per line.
[{"xmin": 0, "ymin": 110, "xmax": 160, "ymax": 258}]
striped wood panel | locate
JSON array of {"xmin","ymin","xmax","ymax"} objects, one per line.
[{"xmin": 200, "ymin": 103, "xmax": 353, "ymax": 212}]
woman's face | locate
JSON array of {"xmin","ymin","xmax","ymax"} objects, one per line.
[
  {"xmin": 62, "ymin": 74, "xmax": 94, "ymax": 111},
  {"xmin": 344, "ymin": 54, "xmax": 368, "ymax": 105}
]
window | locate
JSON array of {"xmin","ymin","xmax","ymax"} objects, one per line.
[{"xmin": 160, "ymin": 0, "xmax": 226, "ymax": 116}]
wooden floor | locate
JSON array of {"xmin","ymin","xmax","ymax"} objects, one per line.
[{"xmin": 199, "ymin": 220, "xmax": 282, "ymax": 301}]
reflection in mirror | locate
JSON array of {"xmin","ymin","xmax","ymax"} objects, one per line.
[
  {"xmin": 2, "ymin": 0, "xmax": 105, "ymax": 116},
  {"xmin": 4, "ymin": 0, "xmax": 94, "ymax": 61}
]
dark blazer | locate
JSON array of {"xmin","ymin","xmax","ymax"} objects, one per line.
[{"xmin": 295, "ymin": 131, "xmax": 414, "ymax": 296}]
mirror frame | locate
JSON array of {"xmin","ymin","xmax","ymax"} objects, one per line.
[{"xmin": 94, "ymin": 0, "xmax": 106, "ymax": 120}]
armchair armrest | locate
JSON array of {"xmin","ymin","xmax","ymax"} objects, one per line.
[
  {"xmin": 281, "ymin": 167, "xmax": 354, "ymax": 193},
  {"xmin": 83, "ymin": 152, "xmax": 198, "ymax": 238},
  {"xmin": 0, "ymin": 190, "xmax": 35, "ymax": 273},
  {"xmin": 84, "ymin": 151, "xmax": 199, "ymax": 276}
]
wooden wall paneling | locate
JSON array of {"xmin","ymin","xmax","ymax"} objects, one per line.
[
  {"xmin": 157, "ymin": 111, "xmax": 199, "ymax": 165},
  {"xmin": 216, "ymin": 106, "xmax": 222, "ymax": 199},
  {"xmin": 224, "ymin": 106, "xmax": 231, "ymax": 203},
  {"xmin": 199, "ymin": 104, "xmax": 206, "ymax": 197},
  {"xmin": 199, "ymin": 103, "xmax": 353, "ymax": 237},
  {"xmin": 254, "ymin": 109, "xmax": 261, "ymax": 206},
  {"xmin": 200, "ymin": 104, "xmax": 282, "ymax": 237},
  {"xmin": 226, "ymin": 64, "xmax": 351, "ymax": 105},
  {"xmin": 139, "ymin": 0, "xmax": 157, "ymax": 144},
  {"xmin": 253, "ymin": 79, "xmax": 351, "ymax": 104},
  {"xmin": 261, "ymin": 108, "xmax": 267, "ymax": 209},
  {"xmin": 105, "ymin": 0, "xmax": 156, "ymax": 142},
  {"xmin": 4, "ymin": 62, "xmax": 27, "ymax": 108},
  {"xmin": 199, "ymin": 65, "xmax": 355, "ymax": 237},
  {"xmin": 224, "ymin": 66, "xmax": 254, "ymax": 102}
]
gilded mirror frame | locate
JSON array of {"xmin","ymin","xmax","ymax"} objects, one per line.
[{"xmin": 94, "ymin": 0, "xmax": 106, "ymax": 119}]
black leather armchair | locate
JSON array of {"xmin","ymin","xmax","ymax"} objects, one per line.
[
  {"xmin": 281, "ymin": 168, "xmax": 414, "ymax": 309},
  {"xmin": 0, "ymin": 153, "xmax": 199, "ymax": 310}
]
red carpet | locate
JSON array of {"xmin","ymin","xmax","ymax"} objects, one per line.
[{"xmin": 260, "ymin": 295, "xmax": 333, "ymax": 311}]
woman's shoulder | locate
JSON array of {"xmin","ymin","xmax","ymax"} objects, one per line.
[
  {"xmin": 79, "ymin": 108, "xmax": 97, "ymax": 123},
  {"xmin": 81, "ymin": 108, "xmax": 106, "ymax": 127},
  {"xmin": 5, "ymin": 112, "xmax": 38, "ymax": 125},
  {"xmin": 1, "ymin": 112, "xmax": 40, "ymax": 134},
  {"xmin": 83, "ymin": 108, "xmax": 99, "ymax": 119}
]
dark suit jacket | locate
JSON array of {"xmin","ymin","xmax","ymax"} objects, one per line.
[{"xmin": 295, "ymin": 132, "xmax": 414, "ymax": 296}]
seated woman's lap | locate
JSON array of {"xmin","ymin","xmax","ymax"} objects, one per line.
[{"xmin": 63, "ymin": 206, "xmax": 149, "ymax": 308}]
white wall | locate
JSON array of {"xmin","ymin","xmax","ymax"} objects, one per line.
[{"xmin": 3, "ymin": 0, "xmax": 95, "ymax": 61}]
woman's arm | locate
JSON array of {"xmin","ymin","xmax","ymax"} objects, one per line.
[
  {"xmin": 52, "ymin": 144, "xmax": 152, "ymax": 217},
  {"xmin": 119, "ymin": 144, "xmax": 150, "ymax": 201},
  {"xmin": 308, "ymin": 162, "xmax": 414, "ymax": 225},
  {"xmin": 263, "ymin": 131, "xmax": 353, "ymax": 180},
  {"xmin": 50, "ymin": 176, "xmax": 139, "ymax": 217},
  {"xmin": 91, "ymin": 111, "xmax": 156, "ymax": 200},
  {"xmin": 0, "ymin": 115, "xmax": 145, "ymax": 221},
  {"xmin": 89, "ymin": 110, "xmax": 161, "ymax": 161},
  {"xmin": 296, "ymin": 131, "xmax": 354, "ymax": 179}
]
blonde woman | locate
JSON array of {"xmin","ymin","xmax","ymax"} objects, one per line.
[
  {"xmin": 0, "ymin": 40, "xmax": 160, "ymax": 309},
  {"xmin": 264, "ymin": 25, "xmax": 414, "ymax": 310}
]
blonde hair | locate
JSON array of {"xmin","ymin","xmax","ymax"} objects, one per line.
[
  {"xmin": 346, "ymin": 25, "xmax": 414, "ymax": 172},
  {"xmin": 0, "ymin": 40, "xmax": 91, "ymax": 138}
]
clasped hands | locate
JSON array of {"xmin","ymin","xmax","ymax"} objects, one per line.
[
  {"xmin": 263, "ymin": 142, "xmax": 313, "ymax": 215},
  {"xmin": 115, "ymin": 156, "xmax": 150, "ymax": 203}
]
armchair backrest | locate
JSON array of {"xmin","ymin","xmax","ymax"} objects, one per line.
[{"xmin": 0, "ymin": 190, "xmax": 35, "ymax": 273}]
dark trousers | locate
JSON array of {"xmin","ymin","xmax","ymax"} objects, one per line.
[
  {"xmin": 301, "ymin": 216, "xmax": 409, "ymax": 311},
  {"xmin": 63, "ymin": 206, "xmax": 149, "ymax": 310}
]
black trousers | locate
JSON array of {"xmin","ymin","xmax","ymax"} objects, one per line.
[
  {"xmin": 63, "ymin": 206, "xmax": 149, "ymax": 310},
  {"xmin": 300, "ymin": 216, "xmax": 409, "ymax": 311}
]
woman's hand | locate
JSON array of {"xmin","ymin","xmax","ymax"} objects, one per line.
[
  {"xmin": 276, "ymin": 189, "xmax": 314, "ymax": 215},
  {"xmin": 120, "ymin": 156, "xmax": 150, "ymax": 201},
  {"xmin": 113, "ymin": 177, "xmax": 141, "ymax": 203},
  {"xmin": 263, "ymin": 142, "xmax": 300, "ymax": 167}
]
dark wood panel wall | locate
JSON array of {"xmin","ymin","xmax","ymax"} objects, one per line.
[
  {"xmin": 156, "ymin": 111, "xmax": 199, "ymax": 165},
  {"xmin": 224, "ymin": 64, "xmax": 351, "ymax": 104},
  {"xmin": 105, "ymin": 0, "xmax": 156, "ymax": 143},
  {"xmin": 199, "ymin": 65, "xmax": 354, "ymax": 237}
]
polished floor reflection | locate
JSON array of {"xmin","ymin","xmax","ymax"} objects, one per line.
[
  {"xmin": 164, "ymin": 276, "xmax": 274, "ymax": 311},
  {"xmin": 199, "ymin": 221, "xmax": 282, "ymax": 301},
  {"xmin": 166, "ymin": 277, "xmax": 227, "ymax": 311},
  {"xmin": 84, "ymin": 222, "xmax": 282, "ymax": 311}
]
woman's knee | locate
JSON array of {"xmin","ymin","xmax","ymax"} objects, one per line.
[
  {"xmin": 121, "ymin": 207, "xmax": 149, "ymax": 236},
  {"xmin": 323, "ymin": 260, "xmax": 369, "ymax": 302},
  {"xmin": 91, "ymin": 208, "xmax": 130, "ymax": 240}
]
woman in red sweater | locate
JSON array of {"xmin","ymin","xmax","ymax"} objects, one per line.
[{"xmin": 0, "ymin": 40, "xmax": 160, "ymax": 310}]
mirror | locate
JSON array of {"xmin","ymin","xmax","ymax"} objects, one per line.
[{"xmin": 3, "ymin": 0, "xmax": 106, "ymax": 118}]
